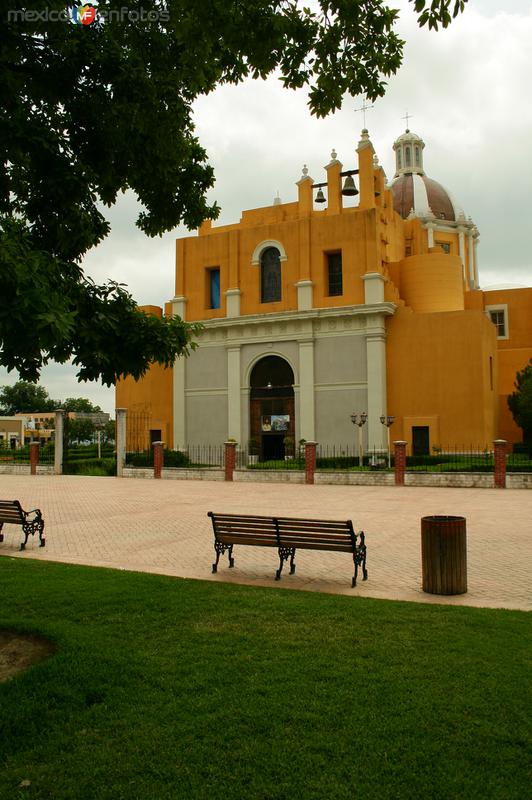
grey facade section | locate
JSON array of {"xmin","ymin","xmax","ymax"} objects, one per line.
[
  {"xmin": 185, "ymin": 393, "xmax": 228, "ymax": 444},
  {"xmin": 314, "ymin": 335, "xmax": 367, "ymax": 385},
  {"xmin": 181, "ymin": 335, "xmax": 370, "ymax": 446}
]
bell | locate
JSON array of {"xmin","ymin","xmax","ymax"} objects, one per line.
[
  {"xmin": 315, "ymin": 187, "xmax": 326, "ymax": 203},
  {"xmin": 342, "ymin": 175, "xmax": 359, "ymax": 196}
]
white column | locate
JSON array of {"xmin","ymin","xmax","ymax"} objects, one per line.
[
  {"xmin": 225, "ymin": 289, "xmax": 241, "ymax": 318},
  {"xmin": 365, "ymin": 320, "xmax": 388, "ymax": 452},
  {"xmin": 458, "ymin": 227, "xmax": 466, "ymax": 283},
  {"xmin": 362, "ymin": 272, "xmax": 385, "ymax": 304},
  {"xmin": 468, "ymin": 232, "xmax": 475, "ymax": 288},
  {"xmin": 426, "ymin": 222, "xmax": 435, "ymax": 248},
  {"xmin": 298, "ymin": 339, "xmax": 315, "ymax": 441},
  {"xmin": 54, "ymin": 410, "xmax": 64, "ymax": 475},
  {"xmin": 171, "ymin": 296, "xmax": 187, "ymax": 320},
  {"xmin": 115, "ymin": 408, "xmax": 127, "ymax": 477},
  {"xmin": 227, "ymin": 346, "xmax": 241, "ymax": 441},
  {"xmin": 296, "ymin": 280, "xmax": 314, "ymax": 311},
  {"xmin": 473, "ymin": 234, "xmax": 480, "ymax": 289},
  {"xmin": 172, "ymin": 358, "xmax": 186, "ymax": 450}
]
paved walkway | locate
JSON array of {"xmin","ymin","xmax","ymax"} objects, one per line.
[{"xmin": 0, "ymin": 474, "xmax": 530, "ymax": 611}]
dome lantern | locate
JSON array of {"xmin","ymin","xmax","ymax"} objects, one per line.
[{"xmin": 393, "ymin": 129, "xmax": 425, "ymax": 177}]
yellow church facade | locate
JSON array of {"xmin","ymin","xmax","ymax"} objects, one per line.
[{"xmin": 116, "ymin": 129, "xmax": 532, "ymax": 457}]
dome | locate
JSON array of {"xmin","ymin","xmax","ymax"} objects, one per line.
[
  {"xmin": 389, "ymin": 129, "xmax": 464, "ymax": 222},
  {"xmin": 391, "ymin": 173, "xmax": 461, "ymax": 221}
]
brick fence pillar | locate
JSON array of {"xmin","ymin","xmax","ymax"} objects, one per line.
[
  {"xmin": 493, "ymin": 439, "xmax": 507, "ymax": 489},
  {"xmin": 153, "ymin": 441, "xmax": 164, "ymax": 479},
  {"xmin": 394, "ymin": 440, "xmax": 407, "ymax": 486},
  {"xmin": 29, "ymin": 442, "xmax": 40, "ymax": 476},
  {"xmin": 305, "ymin": 441, "xmax": 317, "ymax": 485},
  {"xmin": 224, "ymin": 441, "xmax": 237, "ymax": 482}
]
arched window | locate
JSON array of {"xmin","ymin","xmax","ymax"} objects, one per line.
[
  {"xmin": 397, "ymin": 150, "xmax": 402, "ymax": 169},
  {"xmin": 405, "ymin": 146, "xmax": 411, "ymax": 167},
  {"xmin": 260, "ymin": 247, "xmax": 281, "ymax": 303},
  {"xmin": 415, "ymin": 146, "xmax": 420, "ymax": 167}
]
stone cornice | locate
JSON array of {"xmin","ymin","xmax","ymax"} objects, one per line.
[{"xmin": 199, "ymin": 302, "xmax": 396, "ymax": 332}]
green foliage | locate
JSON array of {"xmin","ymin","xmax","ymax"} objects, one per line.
[
  {"xmin": 66, "ymin": 418, "xmax": 96, "ymax": 445},
  {"xmin": 0, "ymin": 558, "xmax": 528, "ymax": 799},
  {"xmin": 0, "ymin": 1, "xmax": 467, "ymax": 383},
  {"xmin": 63, "ymin": 457, "xmax": 116, "ymax": 476},
  {"xmin": 508, "ymin": 359, "xmax": 532, "ymax": 445},
  {"xmin": 0, "ymin": 380, "xmax": 58, "ymax": 415},
  {"xmin": 63, "ymin": 398, "xmax": 102, "ymax": 413},
  {"xmin": 125, "ymin": 449, "xmax": 190, "ymax": 468}
]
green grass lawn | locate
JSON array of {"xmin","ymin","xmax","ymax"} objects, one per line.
[{"xmin": 0, "ymin": 559, "xmax": 530, "ymax": 800}]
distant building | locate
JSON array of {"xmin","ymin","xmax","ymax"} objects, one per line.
[{"xmin": 116, "ymin": 128, "xmax": 532, "ymax": 457}]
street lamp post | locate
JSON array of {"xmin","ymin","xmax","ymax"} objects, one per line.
[
  {"xmin": 350, "ymin": 412, "xmax": 367, "ymax": 467},
  {"xmin": 380, "ymin": 414, "xmax": 395, "ymax": 469}
]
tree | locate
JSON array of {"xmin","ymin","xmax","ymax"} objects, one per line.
[
  {"xmin": 63, "ymin": 398, "xmax": 103, "ymax": 413},
  {"xmin": 508, "ymin": 359, "xmax": 532, "ymax": 445},
  {"xmin": 66, "ymin": 417, "xmax": 96, "ymax": 445},
  {"xmin": 0, "ymin": 381, "xmax": 59, "ymax": 415},
  {"xmin": 1, "ymin": 0, "xmax": 468, "ymax": 385}
]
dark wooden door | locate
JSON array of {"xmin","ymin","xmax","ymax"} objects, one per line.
[{"xmin": 412, "ymin": 426, "xmax": 430, "ymax": 456}]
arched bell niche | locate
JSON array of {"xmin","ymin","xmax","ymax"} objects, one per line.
[{"xmin": 249, "ymin": 356, "xmax": 295, "ymax": 461}]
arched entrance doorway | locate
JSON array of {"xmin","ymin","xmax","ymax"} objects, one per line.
[{"xmin": 250, "ymin": 356, "xmax": 295, "ymax": 461}]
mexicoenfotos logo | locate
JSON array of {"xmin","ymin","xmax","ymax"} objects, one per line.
[
  {"xmin": 70, "ymin": 3, "xmax": 97, "ymax": 26},
  {"xmin": 6, "ymin": 4, "xmax": 170, "ymax": 24}
]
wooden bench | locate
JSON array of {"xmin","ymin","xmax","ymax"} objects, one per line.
[
  {"xmin": 0, "ymin": 500, "xmax": 45, "ymax": 551},
  {"xmin": 208, "ymin": 512, "xmax": 367, "ymax": 587}
]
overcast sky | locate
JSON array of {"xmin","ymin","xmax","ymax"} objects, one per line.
[{"xmin": 2, "ymin": 0, "xmax": 531, "ymax": 414}]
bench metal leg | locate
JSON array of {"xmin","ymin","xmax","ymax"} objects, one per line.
[
  {"xmin": 275, "ymin": 547, "xmax": 296, "ymax": 581},
  {"xmin": 352, "ymin": 532, "xmax": 368, "ymax": 587},
  {"xmin": 38, "ymin": 519, "xmax": 45, "ymax": 547},
  {"xmin": 212, "ymin": 541, "xmax": 234, "ymax": 574}
]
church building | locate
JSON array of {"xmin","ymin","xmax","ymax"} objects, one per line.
[{"xmin": 116, "ymin": 128, "xmax": 532, "ymax": 457}]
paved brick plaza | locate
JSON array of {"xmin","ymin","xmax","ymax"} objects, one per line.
[{"xmin": 0, "ymin": 474, "xmax": 530, "ymax": 611}]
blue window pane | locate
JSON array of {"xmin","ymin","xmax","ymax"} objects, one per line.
[{"xmin": 210, "ymin": 269, "xmax": 220, "ymax": 309}]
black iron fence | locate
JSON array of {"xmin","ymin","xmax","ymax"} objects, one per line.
[
  {"xmin": 126, "ymin": 445, "xmax": 224, "ymax": 469},
  {"xmin": 0, "ymin": 443, "xmax": 55, "ymax": 465},
  {"xmin": 120, "ymin": 439, "xmax": 532, "ymax": 474}
]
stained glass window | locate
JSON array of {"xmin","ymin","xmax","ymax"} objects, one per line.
[{"xmin": 260, "ymin": 247, "xmax": 281, "ymax": 303}]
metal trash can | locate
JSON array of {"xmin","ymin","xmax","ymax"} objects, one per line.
[{"xmin": 421, "ymin": 515, "xmax": 467, "ymax": 595}]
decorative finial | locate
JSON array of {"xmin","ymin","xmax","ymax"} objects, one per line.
[
  {"xmin": 273, "ymin": 191, "xmax": 281, "ymax": 206},
  {"xmin": 302, "ymin": 164, "xmax": 308, "ymax": 177},
  {"xmin": 331, "ymin": 149, "xmax": 337, "ymax": 161},
  {"xmin": 373, "ymin": 153, "xmax": 380, "ymax": 167}
]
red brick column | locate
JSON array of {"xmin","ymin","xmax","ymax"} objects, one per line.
[
  {"xmin": 305, "ymin": 441, "xmax": 317, "ymax": 485},
  {"xmin": 224, "ymin": 441, "xmax": 237, "ymax": 482},
  {"xmin": 493, "ymin": 439, "xmax": 507, "ymax": 489},
  {"xmin": 394, "ymin": 441, "xmax": 407, "ymax": 486},
  {"xmin": 153, "ymin": 441, "xmax": 164, "ymax": 479},
  {"xmin": 29, "ymin": 442, "xmax": 40, "ymax": 476}
]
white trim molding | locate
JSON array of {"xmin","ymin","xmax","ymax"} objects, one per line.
[
  {"xmin": 485, "ymin": 304, "xmax": 509, "ymax": 340},
  {"xmin": 251, "ymin": 239, "xmax": 288, "ymax": 265}
]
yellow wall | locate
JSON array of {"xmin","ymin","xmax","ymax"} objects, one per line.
[
  {"xmin": 397, "ymin": 252, "xmax": 465, "ymax": 313},
  {"xmin": 481, "ymin": 287, "xmax": 532, "ymax": 443},
  {"xmin": 387, "ymin": 307, "xmax": 498, "ymax": 448},
  {"xmin": 115, "ymin": 306, "xmax": 174, "ymax": 450}
]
